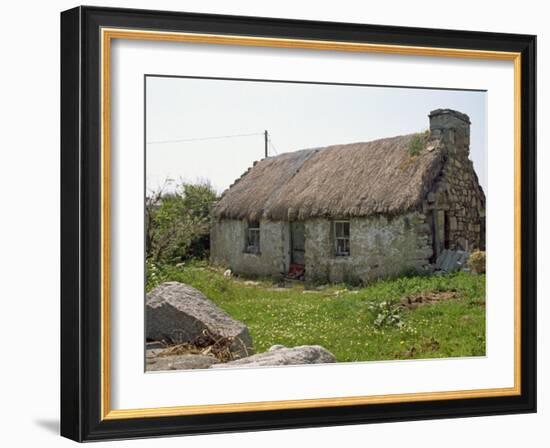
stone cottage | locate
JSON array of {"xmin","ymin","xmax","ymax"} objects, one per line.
[{"xmin": 210, "ymin": 109, "xmax": 485, "ymax": 283}]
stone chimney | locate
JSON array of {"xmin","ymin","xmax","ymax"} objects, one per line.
[{"xmin": 428, "ymin": 109, "xmax": 471, "ymax": 156}]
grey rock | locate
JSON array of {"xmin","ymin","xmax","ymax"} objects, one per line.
[
  {"xmin": 211, "ymin": 345, "xmax": 336, "ymax": 369},
  {"xmin": 268, "ymin": 344, "xmax": 286, "ymax": 351},
  {"xmin": 146, "ymin": 282, "xmax": 253, "ymax": 359},
  {"xmin": 146, "ymin": 353, "xmax": 219, "ymax": 371},
  {"xmin": 436, "ymin": 249, "xmax": 469, "ymax": 272},
  {"xmin": 449, "ymin": 216, "xmax": 458, "ymax": 231}
]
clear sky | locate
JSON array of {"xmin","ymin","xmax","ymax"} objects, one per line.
[{"xmin": 146, "ymin": 76, "xmax": 486, "ymax": 195}]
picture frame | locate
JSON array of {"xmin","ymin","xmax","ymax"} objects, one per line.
[{"xmin": 60, "ymin": 5, "xmax": 536, "ymax": 442}]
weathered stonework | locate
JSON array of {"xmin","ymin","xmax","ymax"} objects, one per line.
[
  {"xmin": 210, "ymin": 212, "xmax": 433, "ymax": 283},
  {"xmin": 210, "ymin": 219, "xmax": 288, "ymax": 278},
  {"xmin": 424, "ymin": 109, "xmax": 486, "ymax": 257},
  {"xmin": 210, "ymin": 109, "xmax": 485, "ymax": 284},
  {"xmin": 303, "ymin": 212, "xmax": 432, "ymax": 284}
]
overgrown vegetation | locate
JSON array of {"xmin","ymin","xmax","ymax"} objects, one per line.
[
  {"xmin": 368, "ymin": 300, "xmax": 405, "ymax": 329},
  {"xmin": 145, "ymin": 181, "xmax": 217, "ymax": 264},
  {"xmin": 408, "ymin": 133, "xmax": 425, "ymax": 156},
  {"xmin": 148, "ymin": 261, "xmax": 486, "ymax": 362},
  {"xmin": 144, "ymin": 177, "xmax": 485, "ymax": 362}
]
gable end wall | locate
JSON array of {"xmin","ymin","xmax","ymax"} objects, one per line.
[{"xmin": 425, "ymin": 146, "xmax": 486, "ymax": 254}]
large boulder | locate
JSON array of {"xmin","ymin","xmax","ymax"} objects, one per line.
[
  {"xmin": 146, "ymin": 282, "xmax": 253, "ymax": 359},
  {"xmin": 211, "ymin": 345, "xmax": 336, "ymax": 368}
]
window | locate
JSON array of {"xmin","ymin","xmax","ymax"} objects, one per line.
[
  {"xmin": 334, "ymin": 221, "xmax": 350, "ymax": 256},
  {"xmin": 246, "ymin": 221, "xmax": 260, "ymax": 254}
]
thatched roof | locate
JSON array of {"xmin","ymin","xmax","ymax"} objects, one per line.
[{"xmin": 213, "ymin": 133, "xmax": 447, "ymax": 221}]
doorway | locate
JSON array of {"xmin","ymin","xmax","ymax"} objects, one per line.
[{"xmin": 290, "ymin": 222, "xmax": 305, "ymax": 265}]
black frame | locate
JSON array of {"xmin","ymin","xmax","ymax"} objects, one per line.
[{"xmin": 61, "ymin": 6, "xmax": 536, "ymax": 442}]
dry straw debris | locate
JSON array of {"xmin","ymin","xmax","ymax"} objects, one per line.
[
  {"xmin": 467, "ymin": 250, "xmax": 486, "ymax": 274},
  {"xmin": 157, "ymin": 329, "xmax": 249, "ymax": 363}
]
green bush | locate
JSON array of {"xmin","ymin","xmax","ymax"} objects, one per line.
[
  {"xmin": 146, "ymin": 260, "xmax": 168, "ymax": 291},
  {"xmin": 145, "ymin": 180, "xmax": 217, "ymax": 264}
]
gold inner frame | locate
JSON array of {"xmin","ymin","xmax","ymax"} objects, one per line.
[{"xmin": 100, "ymin": 27, "xmax": 522, "ymax": 420}]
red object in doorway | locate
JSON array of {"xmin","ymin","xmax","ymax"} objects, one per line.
[{"xmin": 287, "ymin": 263, "xmax": 305, "ymax": 279}]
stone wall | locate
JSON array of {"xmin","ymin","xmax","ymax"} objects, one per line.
[
  {"xmin": 210, "ymin": 219, "xmax": 288, "ymax": 277},
  {"xmin": 304, "ymin": 212, "xmax": 433, "ymax": 284},
  {"xmin": 427, "ymin": 157, "xmax": 485, "ymax": 254},
  {"xmin": 426, "ymin": 109, "xmax": 486, "ymax": 255},
  {"xmin": 210, "ymin": 214, "xmax": 431, "ymax": 284}
]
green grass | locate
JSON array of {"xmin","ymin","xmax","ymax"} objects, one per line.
[{"xmin": 147, "ymin": 261, "xmax": 486, "ymax": 362}]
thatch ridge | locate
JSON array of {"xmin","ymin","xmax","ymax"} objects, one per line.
[{"xmin": 212, "ymin": 133, "xmax": 446, "ymax": 221}]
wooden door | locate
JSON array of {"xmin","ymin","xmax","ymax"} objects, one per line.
[{"xmin": 290, "ymin": 222, "xmax": 305, "ymax": 265}]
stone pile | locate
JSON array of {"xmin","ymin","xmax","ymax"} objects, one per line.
[{"xmin": 146, "ymin": 282, "xmax": 337, "ymax": 372}]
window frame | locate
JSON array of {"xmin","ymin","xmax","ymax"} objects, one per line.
[
  {"xmin": 333, "ymin": 220, "xmax": 351, "ymax": 257},
  {"xmin": 245, "ymin": 220, "xmax": 261, "ymax": 254}
]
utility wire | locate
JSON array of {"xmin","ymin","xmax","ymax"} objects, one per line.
[{"xmin": 147, "ymin": 131, "xmax": 264, "ymax": 145}]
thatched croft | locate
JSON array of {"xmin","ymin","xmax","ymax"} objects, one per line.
[{"xmin": 210, "ymin": 109, "xmax": 486, "ymax": 283}]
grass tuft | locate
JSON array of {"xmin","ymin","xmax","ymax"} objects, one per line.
[{"xmin": 408, "ymin": 133, "xmax": 424, "ymax": 156}]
